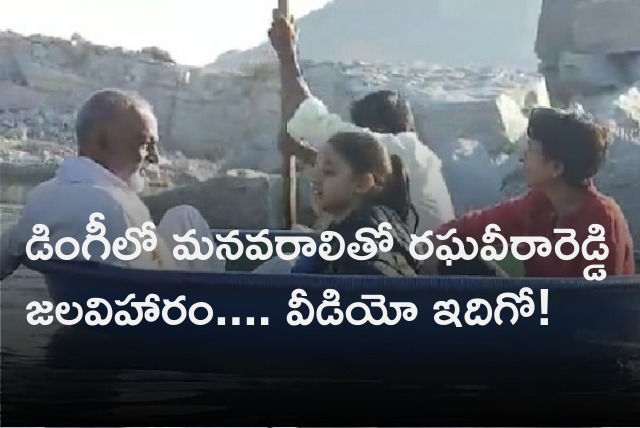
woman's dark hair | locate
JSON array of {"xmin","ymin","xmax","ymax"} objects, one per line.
[
  {"xmin": 527, "ymin": 107, "xmax": 610, "ymax": 187},
  {"xmin": 350, "ymin": 90, "xmax": 416, "ymax": 134},
  {"xmin": 327, "ymin": 132, "xmax": 418, "ymax": 230}
]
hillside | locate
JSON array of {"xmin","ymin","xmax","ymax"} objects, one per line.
[{"xmin": 209, "ymin": 0, "xmax": 542, "ymax": 71}]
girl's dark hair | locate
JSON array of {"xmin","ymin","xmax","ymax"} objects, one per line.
[
  {"xmin": 327, "ymin": 132, "xmax": 418, "ymax": 230},
  {"xmin": 527, "ymin": 107, "xmax": 610, "ymax": 187}
]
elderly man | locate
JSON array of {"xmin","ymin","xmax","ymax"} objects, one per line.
[
  {"xmin": 0, "ymin": 89, "xmax": 224, "ymax": 280},
  {"xmin": 268, "ymin": 11, "xmax": 455, "ymax": 236}
]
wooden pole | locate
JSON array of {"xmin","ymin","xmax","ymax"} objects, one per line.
[{"xmin": 278, "ymin": 0, "xmax": 297, "ymax": 229}]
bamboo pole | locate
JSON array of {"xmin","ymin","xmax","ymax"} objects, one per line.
[{"xmin": 278, "ymin": 0, "xmax": 297, "ymax": 229}]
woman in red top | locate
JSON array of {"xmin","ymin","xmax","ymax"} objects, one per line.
[{"xmin": 425, "ymin": 107, "xmax": 635, "ymax": 278}]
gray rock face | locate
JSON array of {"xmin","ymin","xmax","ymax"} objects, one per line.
[
  {"xmin": 144, "ymin": 170, "xmax": 285, "ymax": 230},
  {"xmin": 535, "ymin": 0, "xmax": 581, "ymax": 66},
  {"xmin": 210, "ymin": 0, "xmax": 542, "ymax": 71},
  {"xmin": 536, "ymin": 0, "xmax": 640, "ymax": 104},
  {"xmin": 4, "ymin": 1, "xmax": 640, "ymax": 236},
  {"xmin": 557, "ymin": 52, "xmax": 626, "ymax": 94},
  {"xmin": 0, "ymin": 30, "xmax": 550, "ymax": 220},
  {"xmin": 572, "ymin": 0, "xmax": 640, "ymax": 54},
  {"xmin": 143, "ymin": 169, "xmax": 316, "ymax": 230}
]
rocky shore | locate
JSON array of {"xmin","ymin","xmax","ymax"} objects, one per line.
[{"xmin": 1, "ymin": 0, "xmax": 640, "ymax": 241}]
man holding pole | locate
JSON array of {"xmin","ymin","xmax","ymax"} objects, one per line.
[
  {"xmin": 277, "ymin": 0, "xmax": 298, "ymax": 229},
  {"xmin": 269, "ymin": 11, "xmax": 455, "ymax": 236}
]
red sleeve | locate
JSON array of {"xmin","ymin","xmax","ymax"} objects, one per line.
[
  {"xmin": 436, "ymin": 194, "xmax": 529, "ymax": 242},
  {"xmin": 583, "ymin": 204, "xmax": 635, "ymax": 276}
]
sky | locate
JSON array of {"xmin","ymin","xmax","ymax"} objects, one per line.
[{"xmin": 0, "ymin": 0, "xmax": 331, "ymax": 66}]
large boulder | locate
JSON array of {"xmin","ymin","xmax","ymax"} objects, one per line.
[
  {"xmin": 209, "ymin": 0, "xmax": 541, "ymax": 70},
  {"xmin": 199, "ymin": 62, "xmax": 548, "ymax": 216},
  {"xmin": 557, "ymin": 52, "xmax": 626, "ymax": 95},
  {"xmin": 572, "ymin": 0, "xmax": 640, "ymax": 54},
  {"xmin": 536, "ymin": 0, "xmax": 640, "ymax": 62},
  {"xmin": 536, "ymin": 0, "xmax": 640, "ymax": 102},
  {"xmin": 409, "ymin": 74, "xmax": 547, "ymax": 214},
  {"xmin": 143, "ymin": 169, "xmax": 316, "ymax": 230},
  {"xmin": 535, "ymin": 0, "xmax": 581, "ymax": 66}
]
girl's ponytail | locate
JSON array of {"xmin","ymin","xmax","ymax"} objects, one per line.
[{"xmin": 379, "ymin": 154, "xmax": 419, "ymax": 231}]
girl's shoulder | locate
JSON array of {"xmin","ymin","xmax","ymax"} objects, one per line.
[
  {"xmin": 330, "ymin": 204, "xmax": 415, "ymax": 250},
  {"xmin": 333, "ymin": 204, "xmax": 407, "ymax": 232},
  {"xmin": 322, "ymin": 204, "xmax": 419, "ymax": 276}
]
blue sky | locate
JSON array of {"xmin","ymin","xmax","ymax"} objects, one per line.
[{"xmin": 0, "ymin": 0, "xmax": 330, "ymax": 65}]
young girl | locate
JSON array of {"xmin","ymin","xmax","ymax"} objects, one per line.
[{"xmin": 292, "ymin": 131, "xmax": 421, "ymax": 276}]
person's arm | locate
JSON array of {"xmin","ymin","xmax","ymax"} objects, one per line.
[
  {"xmin": 436, "ymin": 194, "xmax": 529, "ymax": 242},
  {"xmin": 269, "ymin": 12, "xmax": 362, "ymax": 159},
  {"xmin": 582, "ymin": 206, "xmax": 635, "ymax": 276},
  {"xmin": 269, "ymin": 11, "xmax": 318, "ymax": 165},
  {"xmin": 420, "ymin": 194, "xmax": 529, "ymax": 275}
]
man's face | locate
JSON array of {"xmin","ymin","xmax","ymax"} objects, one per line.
[{"xmin": 101, "ymin": 106, "xmax": 159, "ymax": 191}]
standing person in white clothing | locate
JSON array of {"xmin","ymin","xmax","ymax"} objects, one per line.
[
  {"xmin": 268, "ymin": 11, "xmax": 455, "ymax": 236},
  {"xmin": 0, "ymin": 89, "xmax": 224, "ymax": 280}
]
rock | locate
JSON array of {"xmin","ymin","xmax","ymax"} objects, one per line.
[
  {"xmin": 538, "ymin": 66, "xmax": 570, "ymax": 107},
  {"xmin": 535, "ymin": 0, "xmax": 640, "ymax": 103},
  {"xmin": 572, "ymin": 88, "xmax": 640, "ymax": 245},
  {"xmin": 572, "ymin": 0, "xmax": 640, "ymax": 54},
  {"xmin": 433, "ymin": 93, "xmax": 529, "ymax": 154},
  {"xmin": 0, "ymin": 22, "xmax": 559, "ymax": 228},
  {"xmin": 144, "ymin": 171, "xmax": 285, "ymax": 230},
  {"xmin": 0, "ymin": 26, "xmax": 551, "ymax": 221},
  {"xmin": 629, "ymin": 55, "xmax": 640, "ymax": 82},
  {"xmin": 536, "ymin": 0, "xmax": 640, "ymax": 62},
  {"xmin": 208, "ymin": 0, "xmax": 542, "ymax": 71},
  {"xmin": 535, "ymin": 0, "xmax": 581, "ymax": 66},
  {"xmin": 441, "ymin": 139, "xmax": 507, "ymax": 213},
  {"xmin": 558, "ymin": 52, "xmax": 626, "ymax": 94},
  {"xmin": 596, "ymin": 137, "xmax": 640, "ymax": 243},
  {"xmin": 570, "ymin": 86, "xmax": 640, "ymax": 129},
  {"xmin": 143, "ymin": 169, "xmax": 316, "ymax": 230},
  {"xmin": 407, "ymin": 75, "xmax": 546, "ymax": 213},
  {"xmin": 0, "ymin": 32, "xmax": 548, "ymax": 186}
]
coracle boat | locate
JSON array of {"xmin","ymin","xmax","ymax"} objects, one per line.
[{"xmin": 21, "ymin": 229, "xmax": 640, "ymax": 393}]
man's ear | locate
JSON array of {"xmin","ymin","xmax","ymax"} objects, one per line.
[{"xmin": 353, "ymin": 172, "xmax": 375, "ymax": 195}]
